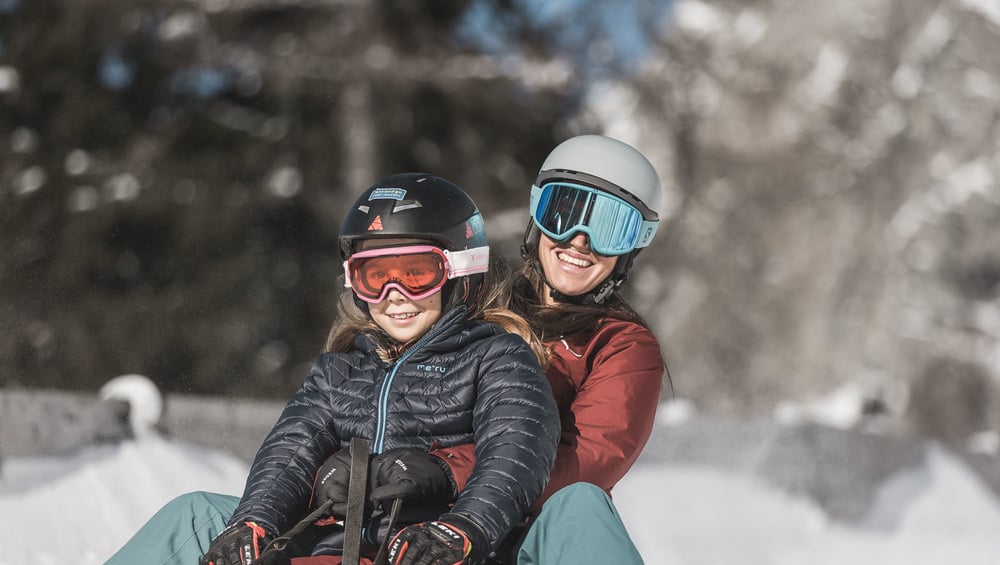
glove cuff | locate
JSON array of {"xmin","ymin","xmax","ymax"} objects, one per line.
[
  {"xmin": 438, "ymin": 513, "xmax": 490, "ymax": 564},
  {"xmin": 428, "ymin": 451, "xmax": 459, "ymax": 498}
]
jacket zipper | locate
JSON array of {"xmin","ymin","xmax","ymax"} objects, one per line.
[{"xmin": 373, "ymin": 327, "xmax": 441, "ymax": 454}]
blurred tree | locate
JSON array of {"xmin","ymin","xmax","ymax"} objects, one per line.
[
  {"xmin": 623, "ymin": 0, "xmax": 1000, "ymax": 427},
  {"xmin": 0, "ymin": 0, "xmax": 589, "ymax": 398}
]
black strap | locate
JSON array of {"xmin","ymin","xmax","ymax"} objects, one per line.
[
  {"xmin": 372, "ymin": 497, "xmax": 403, "ymax": 565},
  {"xmin": 342, "ymin": 437, "xmax": 372, "ymax": 565},
  {"xmin": 249, "ymin": 438, "xmax": 371, "ymax": 565}
]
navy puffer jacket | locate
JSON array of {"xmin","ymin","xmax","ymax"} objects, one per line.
[{"xmin": 227, "ymin": 306, "xmax": 560, "ymax": 556}]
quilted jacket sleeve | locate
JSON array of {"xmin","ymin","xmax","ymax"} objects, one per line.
[
  {"xmin": 444, "ymin": 332, "xmax": 559, "ymax": 553},
  {"xmin": 226, "ymin": 359, "xmax": 341, "ymax": 535}
]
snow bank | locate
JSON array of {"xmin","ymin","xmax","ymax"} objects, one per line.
[{"xmin": 2, "ymin": 422, "xmax": 1000, "ymax": 564}]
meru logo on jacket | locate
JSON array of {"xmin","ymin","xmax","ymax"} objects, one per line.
[{"xmin": 416, "ymin": 364, "xmax": 447, "ymax": 374}]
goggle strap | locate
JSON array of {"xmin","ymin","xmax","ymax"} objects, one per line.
[
  {"xmin": 444, "ymin": 246, "xmax": 490, "ymax": 278},
  {"xmin": 529, "ymin": 184, "xmax": 543, "ymax": 217},
  {"xmin": 634, "ymin": 220, "xmax": 659, "ymax": 249},
  {"xmin": 342, "ymin": 260, "xmax": 353, "ymax": 288}
]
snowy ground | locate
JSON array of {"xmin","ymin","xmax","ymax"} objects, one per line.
[
  {"xmin": 3, "ymin": 422, "xmax": 1000, "ymax": 565},
  {"xmin": 617, "ymin": 448, "xmax": 1000, "ymax": 565}
]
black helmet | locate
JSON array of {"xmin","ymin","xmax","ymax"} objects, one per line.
[
  {"xmin": 339, "ymin": 173, "xmax": 489, "ymax": 312},
  {"xmin": 340, "ymin": 173, "xmax": 487, "ymax": 258}
]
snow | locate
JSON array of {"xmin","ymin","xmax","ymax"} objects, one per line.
[
  {"xmin": 623, "ymin": 447, "xmax": 1000, "ymax": 565},
  {"xmin": 3, "ymin": 379, "xmax": 1000, "ymax": 564},
  {"xmin": 2, "ymin": 426, "xmax": 1000, "ymax": 564},
  {"xmin": 0, "ymin": 435, "xmax": 248, "ymax": 564}
]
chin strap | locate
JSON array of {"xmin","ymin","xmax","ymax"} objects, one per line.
[
  {"xmin": 583, "ymin": 277, "xmax": 622, "ymax": 305},
  {"xmin": 522, "ymin": 253, "xmax": 622, "ymax": 306}
]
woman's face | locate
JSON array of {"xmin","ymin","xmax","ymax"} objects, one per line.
[
  {"xmin": 357, "ymin": 238, "xmax": 443, "ymax": 342},
  {"xmin": 537, "ymin": 232, "xmax": 618, "ymax": 305}
]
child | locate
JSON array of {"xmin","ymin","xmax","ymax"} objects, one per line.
[{"xmin": 106, "ymin": 173, "xmax": 559, "ymax": 565}]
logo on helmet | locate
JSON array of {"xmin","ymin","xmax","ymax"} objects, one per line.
[
  {"xmin": 367, "ymin": 215, "xmax": 383, "ymax": 231},
  {"xmin": 369, "ymin": 187, "xmax": 407, "ymax": 201}
]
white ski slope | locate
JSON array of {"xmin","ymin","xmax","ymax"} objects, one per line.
[
  {"xmin": 2, "ymin": 376, "xmax": 999, "ymax": 564},
  {"xmin": 2, "ymin": 425, "xmax": 1000, "ymax": 564}
]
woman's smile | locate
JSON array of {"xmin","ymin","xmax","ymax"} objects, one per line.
[{"xmin": 538, "ymin": 232, "xmax": 617, "ymax": 304}]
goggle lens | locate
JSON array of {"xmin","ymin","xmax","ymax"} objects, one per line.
[
  {"xmin": 346, "ymin": 246, "xmax": 448, "ymax": 303},
  {"xmin": 353, "ymin": 253, "xmax": 444, "ymax": 297},
  {"xmin": 530, "ymin": 182, "xmax": 658, "ymax": 256}
]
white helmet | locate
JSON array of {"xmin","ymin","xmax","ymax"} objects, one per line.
[{"xmin": 536, "ymin": 134, "xmax": 662, "ymax": 221}]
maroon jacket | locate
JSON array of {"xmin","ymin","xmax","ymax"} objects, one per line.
[{"xmin": 432, "ymin": 316, "xmax": 663, "ymax": 512}]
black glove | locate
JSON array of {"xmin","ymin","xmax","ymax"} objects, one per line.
[
  {"xmin": 312, "ymin": 450, "xmax": 355, "ymax": 518},
  {"xmin": 369, "ymin": 448, "xmax": 457, "ymax": 508},
  {"xmin": 386, "ymin": 518, "xmax": 485, "ymax": 565},
  {"xmin": 199, "ymin": 522, "xmax": 272, "ymax": 565}
]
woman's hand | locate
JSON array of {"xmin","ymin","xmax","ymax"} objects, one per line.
[{"xmin": 369, "ymin": 447, "xmax": 457, "ymax": 507}]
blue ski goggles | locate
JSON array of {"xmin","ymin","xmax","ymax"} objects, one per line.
[{"xmin": 530, "ymin": 181, "xmax": 658, "ymax": 256}]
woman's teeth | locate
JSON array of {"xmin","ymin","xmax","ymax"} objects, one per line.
[
  {"xmin": 389, "ymin": 312, "xmax": 418, "ymax": 319},
  {"xmin": 557, "ymin": 252, "xmax": 591, "ymax": 267}
]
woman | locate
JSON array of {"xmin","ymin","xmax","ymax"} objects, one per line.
[
  {"xmin": 434, "ymin": 134, "xmax": 666, "ymax": 565},
  {"xmin": 105, "ymin": 173, "xmax": 560, "ymax": 565}
]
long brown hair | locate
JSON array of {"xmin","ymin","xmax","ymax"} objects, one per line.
[
  {"xmin": 488, "ymin": 255, "xmax": 673, "ymax": 398},
  {"xmin": 485, "ymin": 258, "xmax": 650, "ymax": 343}
]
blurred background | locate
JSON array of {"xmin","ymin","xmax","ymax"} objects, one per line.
[{"xmin": 3, "ymin": 0, "xmax": 1000, "ymax": 489}]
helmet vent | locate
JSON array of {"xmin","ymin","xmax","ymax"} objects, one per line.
[{"xmin": 393, "ymin": 200, "xmax": 423, "ymax": 213}]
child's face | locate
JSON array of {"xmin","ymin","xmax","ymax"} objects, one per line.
[
  {"xmin": 354, "ymin": 238, "xmax": 444, "ymax": 342},
  {"xmin": 368, "ymin": 285, "xmax": 443, "ymax": 343}
]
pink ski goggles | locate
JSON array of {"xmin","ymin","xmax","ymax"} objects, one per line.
[{"xmin": 344, "ymin": 245, "xmax": 489, "ymax": 304}]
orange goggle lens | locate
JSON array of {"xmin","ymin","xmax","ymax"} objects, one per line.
[{"xmin": 346, "ymin": 246, "xmax": 448, "ymax": 303}]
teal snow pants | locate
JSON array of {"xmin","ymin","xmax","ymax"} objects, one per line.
[
  {"xmin": 103, "ymin": 483, "xmax": 642, "ymax": 565},
  {"xmin": 515, "ymin": 482, "xmax": 643, "ymax": 565},
  {"xmin": 104, "ymin": 491, "xmax": 237, "ymax": 565}
]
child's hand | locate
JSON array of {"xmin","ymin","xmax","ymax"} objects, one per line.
[
  {"xmin": 200, "ymin": 521, "xmax": 271, "ymax": 565},
  {"xmin": 312, "ymin": 450, "xmax": 354, "ymax": 517}
]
